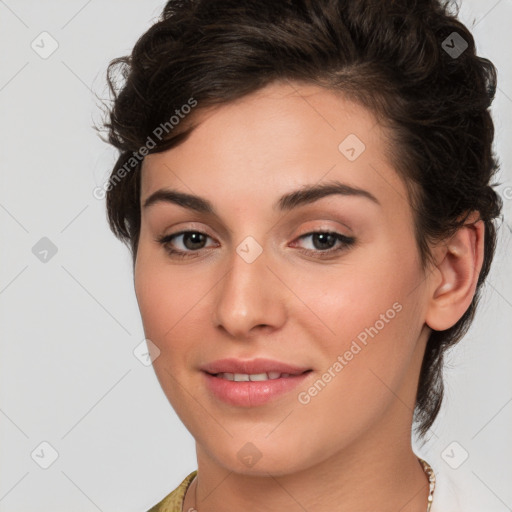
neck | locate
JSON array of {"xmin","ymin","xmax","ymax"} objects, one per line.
[{"xmin": 184, "ymin": 410, "xmax": 430, "ymax": 512}]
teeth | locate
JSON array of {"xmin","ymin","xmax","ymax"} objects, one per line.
[
  {"xmin": 248, "ymin": 373, "xmax": 269, "ymax": 381},
  {"xmin": 216, "ymin": 372, "xmax": 292, "ymax": 381}
]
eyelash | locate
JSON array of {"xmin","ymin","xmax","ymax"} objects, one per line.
[{"xmin": 155, "ymin": 230, "xmax": 356, "ymax": 260}]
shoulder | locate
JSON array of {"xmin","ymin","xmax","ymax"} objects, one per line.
[{"xmin": 146, "ymin": 470, "xmax": 197, "ymax": 512}]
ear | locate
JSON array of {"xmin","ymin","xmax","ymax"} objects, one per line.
[{"xmin": 425, "ymin": 213, "xmax": 485, "ymax": 331}]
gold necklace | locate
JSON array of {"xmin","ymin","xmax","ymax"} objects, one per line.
[
  {"xmin": 191, "ymin": 457, "xmax": 436, "ymax": 511},
  {"xmin": 418, "ymin": 457, "xmax": 436, "ymax": 512}
]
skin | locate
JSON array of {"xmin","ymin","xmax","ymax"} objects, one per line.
[{"xmin": 135, "ymin": 81, "xmax": 484, "ymax": 512}]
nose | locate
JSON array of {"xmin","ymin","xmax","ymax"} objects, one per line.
[{"xmin": 211, "ymin": 244, "xmax": 287, "ymax": 339}]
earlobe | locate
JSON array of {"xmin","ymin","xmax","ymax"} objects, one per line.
[{"xmin": 425, "ymin": 215, "xmax": 485, "ymax": 331}]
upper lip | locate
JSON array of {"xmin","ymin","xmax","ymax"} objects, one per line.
[{"xmin": 200, "ymin": 358, "xmax": 311, "ymax": 375}]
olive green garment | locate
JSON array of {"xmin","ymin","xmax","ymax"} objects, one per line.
[{"xmin": 147, "ymin": 470, "xmax": 197, "ymax": 512}]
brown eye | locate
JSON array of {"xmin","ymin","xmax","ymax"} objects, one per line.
[
  {"xmin": 156, "ymin": 230, "xmax": 217, "ymax": 258},
  {"xmin": 293, "ymin": 231, "xmax": 355, "ymax": 257}
]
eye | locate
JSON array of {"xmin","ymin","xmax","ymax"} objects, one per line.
[
  {"xmin": 291, "ymin": 231, "xmax": 355, "ymax": 258},
  {"xmin": 156, "ymin": 230, "xmax": 218, "ymax": 259},
  {"xmin": 156, "ymin": 229, "xmax": 356, "ymax": 260}
]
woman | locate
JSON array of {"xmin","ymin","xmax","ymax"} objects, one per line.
[{"xmin": 100, "ymin": 0, "xmax": 502, "ymax": 510}]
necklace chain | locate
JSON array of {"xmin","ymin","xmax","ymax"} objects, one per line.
[
  {"xmin": 191, "ymin": 457, "xmax": 436, "ymax": 511},
  {"xmin": 418, "ymin": 457, "xmax": 436, "ymax": 512}
]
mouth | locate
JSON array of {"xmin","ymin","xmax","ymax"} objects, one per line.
[{"xmin": 202, "ymin": 369, "xmax": 314, "ymax": 407}]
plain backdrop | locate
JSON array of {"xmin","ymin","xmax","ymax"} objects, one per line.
[{"xmin": 0, "ymin": 1, "xmax": 511, "ymax": 511}]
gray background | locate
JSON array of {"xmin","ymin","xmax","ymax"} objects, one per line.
[{"xmin": 0, "ymin": 1, "xmax": 511, "ymax": 511}]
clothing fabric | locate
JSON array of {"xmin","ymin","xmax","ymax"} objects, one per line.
[
  {"xmin": 146, "ymin": 470, "xmax": 197, "ymax": 512},
  {"xmin": 430, "ymin": 465, "xmax": 464, "ymax": 512},
  {"xmin": 146, "ymin": 465, "xmax": 463, "ymax": 512}
]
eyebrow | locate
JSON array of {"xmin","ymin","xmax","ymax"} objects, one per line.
[{"xmin": 142, "ymin": 180, "xmax": 380, "ymax": 214}]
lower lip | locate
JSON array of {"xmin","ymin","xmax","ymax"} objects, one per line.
[{"xmin": 202, "ymin": 371, "xmax": 312, "ymax": 407}]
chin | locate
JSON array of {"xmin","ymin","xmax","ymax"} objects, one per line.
[{"xmin": 200, "ymin": 436, "xmax": 319, "ymax": 477}]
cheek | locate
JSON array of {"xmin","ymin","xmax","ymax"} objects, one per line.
[
  {"xmin": 134, "ymin": 258, "xmax": 198, "ymax": 411},
  {"xmin": 134, "ymin": 250, "xmax": 194, "ymax": 374},
  {"xmin": 289, "ymin": 244, "xmax": 425, "ymax": 397},
  {"xmin": 290, "ymin": 242, "xmax": 421, "ymax": 343},
  {"xmin": 134, "ymin": 242, "xmax": 207, "ymax": 337}
]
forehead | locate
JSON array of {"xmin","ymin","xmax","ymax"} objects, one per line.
[{"xmin": 140, "ymin": 82, "xmax": 407, "ymax": 214}]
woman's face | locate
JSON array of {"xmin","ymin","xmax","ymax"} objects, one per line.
[{"xmin": 135, "ymin": 82, "xmax": 433, "ymax": 474}]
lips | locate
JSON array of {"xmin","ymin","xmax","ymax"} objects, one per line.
[{"xmin": 200, "ymin": 358, "xmax": 313, "ymax": 407}]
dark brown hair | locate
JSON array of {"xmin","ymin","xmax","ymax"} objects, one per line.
[{"xmin": 99, "ymin": 0, "xmax": 502, "ymax": 438}]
